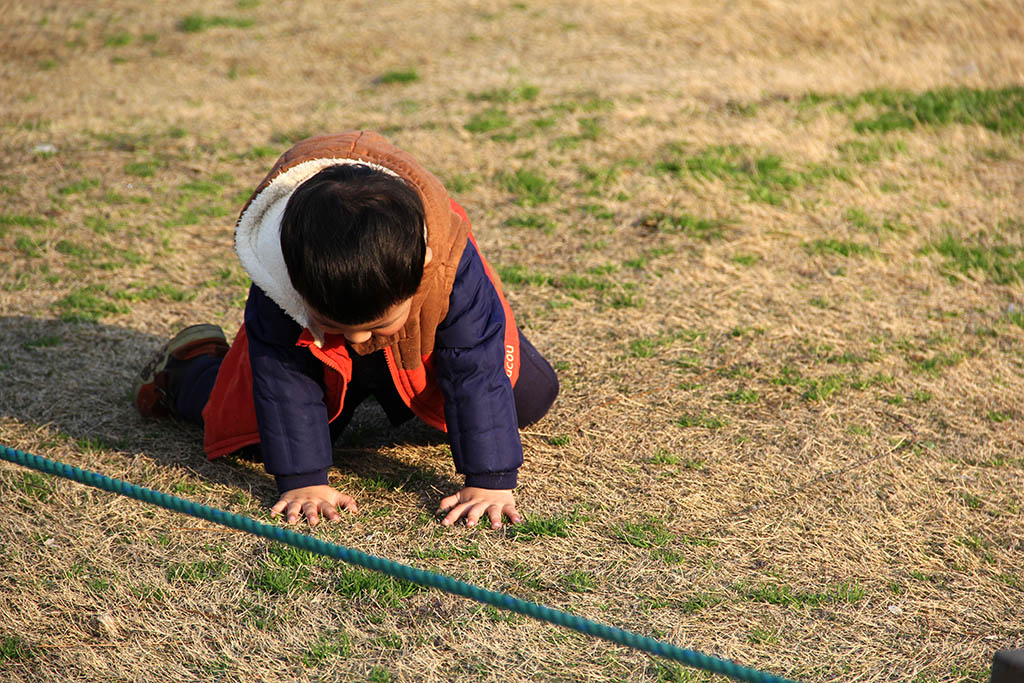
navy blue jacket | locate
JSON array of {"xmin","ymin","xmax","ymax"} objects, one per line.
[{"xmin": 244, "ymin": 239, "xmax": 523, "ymax": 494}]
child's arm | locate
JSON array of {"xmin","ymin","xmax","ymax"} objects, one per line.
[
  {"xmin": 433, "ymin": 240, "xmax": 525, "ymax": 526},
  {"xmin": 245, "ymin": 286, "xmax": 356, "ymax": 524}
]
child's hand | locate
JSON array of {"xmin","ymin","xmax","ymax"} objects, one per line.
[
  {"xmin": 437, "ymin": 487, "xmax": 522, "ymax": 529},
  {"xmin": 270, "ymin": 485, "xmax": 358, "ymax": 526}
]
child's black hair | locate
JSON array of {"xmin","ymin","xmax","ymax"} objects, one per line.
[{"xmin": 280, "ymin": 164, "xmax": 426, "ymax": 326}]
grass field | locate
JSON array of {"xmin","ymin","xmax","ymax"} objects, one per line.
[{"xmin": 1, "ymin": 1, "xmax": 1023, "ymax": 681}]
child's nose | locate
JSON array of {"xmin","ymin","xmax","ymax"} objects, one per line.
[{"xmin": 345, "ymin": 330, "xmax": 372, "ymax": 344}]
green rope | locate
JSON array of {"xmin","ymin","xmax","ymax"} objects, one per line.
[{"xmin": 0, "ymin": 444, "xmax": 799, "ymax": 683}]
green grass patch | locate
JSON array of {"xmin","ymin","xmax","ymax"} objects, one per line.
[
  {"xmin": 577, "ymin": 164, "xmax": 621, "ymax": 197},
  {"xmin": 377, "ymin": 69, "xmax": 419, "ymax": 85},
  {"xmin": 52, "ymin": 285, "xmax": 130, "ymax": 322},
  {"xmin": 14, "ymin": 236, "xmax": 42, "ymax": 257},
  {"xmin": 301, "ymin": 630, "xmax": 351, "ymax": 666},
  {"xmin": 801, "ymin": 374, "xmax": 846, "ymax": 401},
  {"xmin": 507, "ymin": 511, "xmax": 582, "ymax": 541},
  {"xmin": 648, "ymin": 450, "xmax": 681, "ymax": 465},
  {"xmin": 655, "ymin": 144, "xmax": 848, "ymax": 205},
  {"xmin": 836, "ymin": 138, "xmax": 907, "ymax": 163},
  {"xmin": 609, "ymin": 291, "xmax": 644, "ymax": 309},
  {"xmin": 499, "ymin": 168, "xmax": 555, "ymax": 206},
  {"xmin": 504, "ymin": 213, "xmax": 555, "ymax": 233},
  {"xmin": 247, "ymin": 544, "xmax": 324, "ymax": 595},
  {"xmin": 271, "ymin": 129, "xmax": 316, "ymax": 146},
  {"xmin": 468, "ymin": 84, "xmax": 539, "ymax": 103},
  {"xmin": 235, "ymin": 598, "xmax": 278, "ymax": 630},
  {"xmin": 553, "ymin": 272, "xmax": 608, "ymax": 291},
  {"xmin": 555, "ymin": 117, "xmax": 603, "ymax": 148},
  {"xmin": 366, "ymin": 665, "xmax": 392, "ymax": 682},
  {"xmin": 76, "ymin": 435, "xmax": 127, "ymax": 453},
  {"xmin": 677, "ymin": 413, "xmax": 728, "ymax": 429},
  {"xmin": 612, "ymin": 516, "xmax": 674, "ymax": 548},
  {"xmin": 639, "ymin": 211, "xmax": 726, "ymax": 241},
  {"xmin": 168, "ymin": 203, "xmax": 232, "ymax": 227},
  {"xmin": 804, "ymin": 239, "xmax": 876, "ymax": 258},
  {"xmin": 444, "ymin": 173, "xmax": 478, "ymax": 193},
  {"xmin": 628, "ymin": 334, "xmax": 676, "ymax": 358},
  {"xmin": 104, "ymin": 31, "xmax": 133, "ymax": 48},
  {"xmin": 0, "ymin": 213, "xmax": 51, "ymax": 228},
  {"xmin": 495, "ymin": 264, "xmax": 553, "ymax": 287},
  {"xmin": 465, "ymin": 108, "xmax": 512, "ymax": 134},
  {"xmin": 560, "ymin": 570, "xmax": 597, "ymax": 592},
  {"xmin": 22, "ymin": 334, "xmax": 62, "ymax": 349},
  {"xmin": 124, "ymin": 160, "xmax": 160, "ymax": 177},
  {"xmin": 748, "ymin": 626, "xmax": 781, "ymax": 645},
  {"xmin": 958, "ymin": 492, "xmax": 985, "ymax": 510},
  {"xmin": 836, "ymin": 86, "xmax": 1024, "ymax": 135},
  {"xmin": 809, "ymin": 296, "xmax": 831, "ymax": 309},
  {"xmin": 166, "ymin": 560, "xmax": 229, "ymax": 584},
  {"xmin": 115, "ymin": 284, "xmax": 195, "ymax": 302},
  {"xmin": 249, "ymin": 566, "xmax": 310, "ymax": 595},
  {"xmin": 180, "ymin": 177, "xmax": 230, "ymax": 195},
  {"xmin": 178, "ymin": 13, "xmax": 254, "ymax": 32},
  {"xmin": 678, "ymin": 592, "xmax": 723, "ymax": 614},
  {"xmin": 412, "ymin": 542, "xmax": 480, "ymax": 561},
  {"xmin": 1004, "ymin": 308, "xmax": 1024, "ymax": 329},
  {"xmin": 333, "ymin": 565, "xmax": 425, "ymax": 606},
  {"xmin": 0, "ymin": 634, "xmax": 37, "ymax": 662},
  {"xmin": 580, "ymin": 203, "xmax": 615, "ymax": 221},
  {"xmin": 736, "ymin": 580, "xmax": 864, "ymax": 607},
  {"xmin": 55, "ymin": 239, "xmax": 92, "ymax": 259},
  {"xmin": 269, "ymin": 544, "xmax": 325, "ymax": 568},
  {"xmin": 8, "ymin": 472, "xmax": 54, "ymax": 502},
  {"xmin": 906, "ymin": 351, "xmax": 963, "ymax": 375},
  {"xmin": 923, "ymin": 233, "xmax": 1024, "ymax": 285},
  {"xmin": 240, "ymin": 145, "xmax": 278, "ymax": 160},
  {"xmin": 724, "ymin": 388, "xmax": 759, "ymax": 404},
  {"xmin": 58, "ymin": 178, "xmax": 100, "ymax": 195}
]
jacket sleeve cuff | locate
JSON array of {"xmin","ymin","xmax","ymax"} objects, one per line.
[
  {"xmin": 275, "ymin": 469, "xmax": 329, "ymax": 494},
  {"xmin": 464, "ymin": 471, "xmax": 518, "ymax": 490}
]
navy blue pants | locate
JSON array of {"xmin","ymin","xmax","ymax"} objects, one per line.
[{"xmin": 173, "ymin": 330, "xmax": 559, "ymax": 439}]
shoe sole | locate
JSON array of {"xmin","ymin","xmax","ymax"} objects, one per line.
[{"xmin": 133, "ymin": 324, "xmax": 228, "ymax": 417}]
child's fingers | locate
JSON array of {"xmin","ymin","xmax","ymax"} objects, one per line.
[
  {"xmin": 437, "ymin": 492, "xmax": 461, "ymax": 513},
  {"xmin": 442, "ymin": 501, "xmax": 472, "ymax": 526},
  {"xmin": 319, "ymin": 501, "xmax": 342, "ymax": 523},
  {"xmin": 464, "ymin": 503, "xmax": 487, "ymax": 527},
  {"xmin": 302, "ymin": 501, "xmax": 320, "ymax": 526},
  {"xmin": 337, "ymin": 495, "xmax": 358, "ymax": 514},
  {"xmin": 487, "ymin": 505, "xmax": 504, "ymax": 529},
  {"xmin": 270, "ymin": 499, "xmax": 288, "ymax": 517},
  {"xmin": 502, "ymin": 503, "xmax": 522, "ymax": 525}
]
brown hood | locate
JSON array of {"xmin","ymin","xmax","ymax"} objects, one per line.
[{"xmin": 234, "ymin": 131, "xmax": 469, "ymax": 369}]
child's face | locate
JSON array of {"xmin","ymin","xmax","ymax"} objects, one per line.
[{"xmin": 309, "ymin": 298, "xmax": 413, "ymax": 345}]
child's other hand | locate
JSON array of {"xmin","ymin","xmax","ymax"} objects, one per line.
[
  {"xmin": 437, "ymin": 487, "xmax": 522, "ymax": 529},
  {"xmin": 270, "ymin": 485, "xmax": 358, "ymax": 527}
]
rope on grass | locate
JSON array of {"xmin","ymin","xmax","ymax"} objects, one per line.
[{"xmin": 0, "ymin": 444, "xmax": 799, "ymax": 683}]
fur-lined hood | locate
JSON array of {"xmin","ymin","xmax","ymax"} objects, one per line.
[{"xmin": 234, "ymin": 131, "xmax": 469, "ymax": 367}]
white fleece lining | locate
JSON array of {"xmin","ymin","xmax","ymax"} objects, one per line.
[{"xmin": 234, "ymin": 157, "xmax": 408, "ymax": 347}]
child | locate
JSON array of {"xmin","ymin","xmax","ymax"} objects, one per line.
[{"xmin": 134, "ymin": 131, "xmax": 558, "ymax": 528}]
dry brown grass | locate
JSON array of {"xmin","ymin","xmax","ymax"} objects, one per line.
[{"xmin": 2, "ymin": 1, "xmax": 1023, "ymax": 681}]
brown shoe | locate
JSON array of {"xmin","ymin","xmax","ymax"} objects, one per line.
[{"xmin": 133, "ymin": 324, "xmax": 229, "ymax": 418}]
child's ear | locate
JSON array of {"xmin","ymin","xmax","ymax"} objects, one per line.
[{"xmin": 424, "ymin": 246, "xmax": 433, "ymax": 266}]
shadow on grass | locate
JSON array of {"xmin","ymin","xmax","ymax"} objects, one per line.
[{"xmin": 0, "ymin": 315, "xmax": 458, "ymax": 513}]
